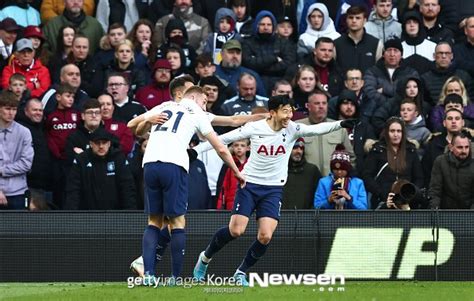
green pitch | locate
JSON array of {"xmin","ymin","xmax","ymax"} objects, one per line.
[{"xmin": 1, "ymin": 282, "xmax": 473, "ymax": 301}]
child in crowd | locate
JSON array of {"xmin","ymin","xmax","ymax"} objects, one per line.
[
  {"xmin": 8, "ymin": 73, "xmax": 29, "ymax": 106},
  {"xmin": 45, "ymin": 83, "xmax": 80, "ymax": 208},
  {"xmin": 203, "ymin": 7, "xmax": 240, "ymax": 65},
  {"xmin": 400, "ymin": 98, "xmax": 431, "ymax": 156},
  {"xmin": 216, "ymin": 138, "xmax": 250, "ymax": 210},
  {"xmin": 314, "ymin": 145, "xmax": 368, "ymax": 210}
]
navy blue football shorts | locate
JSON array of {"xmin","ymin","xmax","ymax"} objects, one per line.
[
  {"xmin": 231, "ymin": 182, "xmax": 283, "ymax": 221},
  {"xmin": 144, "ymin": 161, "xmax": 188, "ymax": 217}
]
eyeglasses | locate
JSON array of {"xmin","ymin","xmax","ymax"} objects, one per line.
[
  {"xmin": 84, "ymin": 110, "xmax": 101, "ymax": 116},
  {"xmin": 108, "ymin": 83, "xmax": 127, "ymax": 88}
]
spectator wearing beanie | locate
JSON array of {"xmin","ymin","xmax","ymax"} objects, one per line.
[
  {"xmin": 314, "ymin": 144, "xmax": 368, "ymax": 210},
  {"xmin": 135, "ymin": 59, "xmax": 173, "ymax": 110},
  {"xmin": 363, "ymin": 37, "xmax": 419, "ymax": 108},
  {"xmin": 282, "ymin": 137, "xmax": 323, "ymax": 209}
]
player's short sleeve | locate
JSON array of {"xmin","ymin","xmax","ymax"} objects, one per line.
[
  {"xmin": 195, "ymin": 111, "xmax": 214, "ymax": 137},
  {"xmin": 206, "ymin": 112, "xmax": 216, "ymax": 122}
]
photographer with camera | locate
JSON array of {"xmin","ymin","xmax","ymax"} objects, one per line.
[
  {"xmin": 363, "ymin": 117, "xmax": 424, "ymax": 209},
  {"xmin": 314, "ymin": 144, "xmax": 368, "ymax": 210},
  {"xmin": 378, "ymin": 179, "xmax": 418, "ymax": 210}
]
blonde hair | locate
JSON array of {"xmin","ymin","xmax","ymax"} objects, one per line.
[
  {"xmin": 439, "ymin": 76, "xmax": 469, "ymax": 106},
  {"xmin": 115, "ymin": 39, "xmax": 135, "ymax": 63}
]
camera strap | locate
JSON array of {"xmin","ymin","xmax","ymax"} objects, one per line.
[{"xmin": 374, "ymin": 163, "xmax": 388, "ymax": 181}]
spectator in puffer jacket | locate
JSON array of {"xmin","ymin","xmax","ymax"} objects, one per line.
[{"xmin": 241, "ymin": 10, "xmax": 296, "ymax": 95}]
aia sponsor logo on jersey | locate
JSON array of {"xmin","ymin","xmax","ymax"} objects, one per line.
[{"xmin": 257, "ymin": 145, "xmax": 286, "ymax": 156}]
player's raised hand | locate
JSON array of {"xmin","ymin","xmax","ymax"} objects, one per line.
[
  {"xmin": 146, "ymin": 112, "xmax": 169, "ymax": 125},
  {"xmin": 235, "ymin": 171, "xmax": 246, "ymax": 188}
]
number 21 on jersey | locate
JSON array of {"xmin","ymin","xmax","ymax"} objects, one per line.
[{"xmin": 154, "ymin": 110, "xmax": 184, "ymax": 133}]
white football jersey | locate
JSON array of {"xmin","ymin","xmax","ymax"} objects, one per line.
[
  {"xmin": 143, "ymin": 99, "xmax": 213, "ymax": 171},
  {"xmin": 194, "ymin": 119, "xmax": 342, "ymax": 186}
]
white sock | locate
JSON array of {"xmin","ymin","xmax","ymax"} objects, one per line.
[{"xmin": 201, "ymin": 251, "xmax": 211, "ymax": 263}]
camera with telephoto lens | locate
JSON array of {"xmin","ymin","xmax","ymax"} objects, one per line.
[{"xmin": 391, "ymin": 180, "xmax": 418, "ymax": 207}]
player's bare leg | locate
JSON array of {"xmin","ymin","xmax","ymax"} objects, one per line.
[{"xmin": 193, "ymin": 214, "xmax": 249, "ymax": 280}]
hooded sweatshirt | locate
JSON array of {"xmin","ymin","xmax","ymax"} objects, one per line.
[
  {"xmin": 297, "ymin": 3, "xmax": 340, "ymax": 58},
  {"xmin": 203, "ymin": 7, "xmax": 240, "ymax": 64},
  {"xmin": 364, "ymin": 9, "xmax": 402, "ymax": 42}
]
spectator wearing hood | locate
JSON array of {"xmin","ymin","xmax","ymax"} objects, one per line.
[
  {"xmin": 155, "ymin": 17, "xmax": 197, "ymax": 68},
  {"xmin": 153, "ymin": 0, "xmax": 210, "ymax": 53},
  {"xmin": 203, "ymin": 7, "xmax": 240, "ymax": 65},
  {"xmin": 297, "ymin": 3, "xmax": 341, "ymax": 59},
  {"xmin": 135, "ymin": 59, "xmax": 173, "ymax": 110},
  {"xmin": 365, "ymin": 0, "xmax": 401, "ymax": 42},
  {"xmin": 282, "ymin": 138, "xmax": 322, "ymax": 209},
  {"xmin": 335, "ymin": 89, "xmax": 376, "ymax": 176},
  {"xmin": 228, "ymin": 0, "xmax": 253, "ymax": 39},
  {"xmin": 400, "ymin": 10, "xmax": 436, "ymax": 74},
  {"xmin": 241, "ymin": 10, "xmax": 296, "ymax": 95}
]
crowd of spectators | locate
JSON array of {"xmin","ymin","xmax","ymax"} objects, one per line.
[{"xmin": 0, "ymin": 0, "xmax": 473, "ymax": 211}]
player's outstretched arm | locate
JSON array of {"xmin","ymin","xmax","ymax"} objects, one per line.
[
  {"xmin": 127, "ymin": 114, "xmax": 145, "ymax": 132},
  {"xmin": 193, "ymin": 126, "xmax": 250, "ymax": 153},
  {"xmin": 211, "ymin": 113, "xmax": 269, "ymax": 127},
  {"xmin": 296, "ymin": 120, "xmax": 343, "ymax": 138},
  {"xmin": 205, "ymin": 131, "xmax": 246, "ymax": 187}
]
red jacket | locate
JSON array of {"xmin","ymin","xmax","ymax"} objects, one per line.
[
  {"xmin": 45, "ymin": 108, "xmax": 80, "ymax": 160},
  {"xmin": 103, "ymin": 118, "xmax": 134, "ymax": 155},
  {"xmin": 216, "ymin": 156, "xmax": 247, "ymax": 210},
  {"xmin": 1, "ymin": 58, "xmax": 51, "ymax": 98},
  {"xmin": 135, "ymin": 83, "xmax": 172, "ymax": 110}
]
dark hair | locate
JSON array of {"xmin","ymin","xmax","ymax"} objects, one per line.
[
  {"xmin": 444, "ymin": 108, "xmax": 464, "ymax": 120},
  {"xmin": 273, "ymin": 79, "xmax": 291, "ymax": 90},
  {"xmin": 127, "ymin": 19, "xmax": 154, "ymax": 50},
  {"xmin": 108, "ymin": 23, "xmax": 127, "ymax": 34},
  {"xmin": 55, "ymin": 25, "xmax": 76, "ymax": 56},
  {"xmin": 82, "ymin": 98, "xmax": 101, "ymax": 112},
  {"xmin": 345, "ymin": 68, "xmax": 363, "ymax": 80},
  {"xmin": 383, "ymin": 117, "xmax": 407, "ymax": 173},
  {"xmin": 0, "ymin": 90, "xmax": 19, "ymax": 107},
  {"xmin": 169, "ymin": 74, "xmax": 195, "ymax": 97},
  {"xmin": 28, "ymin": 189, "xmax": 50, "ymax": 210},
  {"xmin": 229, "ymin": 0, "xmax": 247, "ymax": 7},
  {"xmin": 315, "ymin": 37, "xmax": 334, "ymax": 48},
  {"xmin": 347, "ymin": 5, "xmax": 368, "ymax": 18},
  {"xmin": 400, "ymin": 98, "xmax": 418, "ymax": 108},
  {"xmin": 307, "ymin": 86, "xmax": 331, "ymax": 100},
  {"xmin": 268, "ymin": 94, "xmax": 294, "ymax": 111},
  {"xmin": 56, "ymin": 83, "xmax": 76, "ymax": 95},
  {"xmin": 194, "ymin": 53, "xmax": 213, "ymax": 67},
  {"xmin": 451, "ymin": 131, "xmax": 471, "ymax": 145}
]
